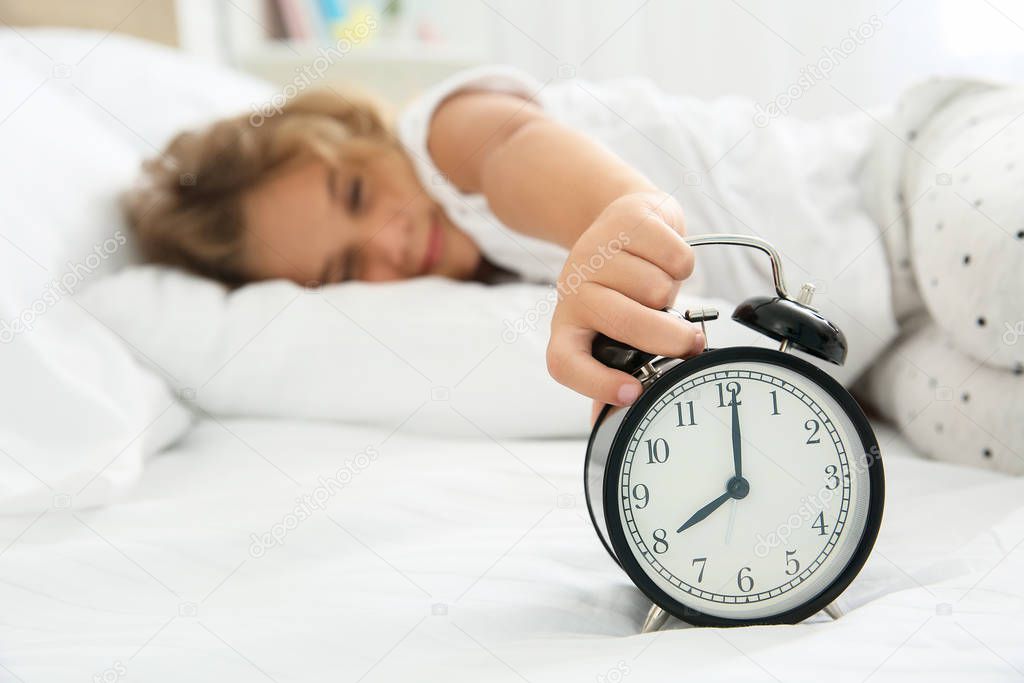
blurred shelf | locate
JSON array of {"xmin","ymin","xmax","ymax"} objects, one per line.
[
  {"xmin": 234, "ymin": 39, "xmax": 484, "ymax": 104},
  {"xmin": 241, "ymin": 38, "xmax": 483, "ymax": 63}
]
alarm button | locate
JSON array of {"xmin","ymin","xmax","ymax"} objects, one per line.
[
  {"xmin": 683, "ymin": 306, "xmax": 718, "ymax": 351},
  {"xmin": 683, "ymin": 307, "xmax": 719, "ymax": 323}
]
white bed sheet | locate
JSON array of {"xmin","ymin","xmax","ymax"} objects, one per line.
[{"xmin": 1, "ymin": 418, "xmax": 1022, "ymax": 682}]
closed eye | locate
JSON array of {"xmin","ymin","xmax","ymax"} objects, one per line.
[
  {"xmin": 326, "ymin": 167, "xmax": 339, "ymax": 202},
  {"xmin": 321, "ymin": 167, "xmax": 360, "ymax": 283},
  {"xmin": 348, "ymin": 176, "xmax": 363, "ymax": 213},
  {"xmin": 326, "ymin": 167, "xmax": 363, "ymax": 214}
]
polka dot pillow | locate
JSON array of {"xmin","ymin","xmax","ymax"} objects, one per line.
[
  {"xmin": 860, "ymin": 320, "xmax": 1023, "ymax": 475},
  {"xmin": 904, "ymin": 85, "xmax": 1024, "ymax": 374}
]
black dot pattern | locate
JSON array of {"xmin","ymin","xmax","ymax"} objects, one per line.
[{"xmin": 873, "ymin": 84, "xmax": 1024, "ymax": 474}]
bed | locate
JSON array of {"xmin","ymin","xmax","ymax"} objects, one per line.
[
  {"xmin": 3, "ymin": 419, "xmax": 1024, "ymax": 681},
  {"xmin": 1, "ymin": 28, "xmax": 1023, "ymax": 682}
]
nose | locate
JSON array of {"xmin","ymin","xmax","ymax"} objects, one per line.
[{"xmin": 356, "ymin": 210, "xmax": 411, "ymax": 282}]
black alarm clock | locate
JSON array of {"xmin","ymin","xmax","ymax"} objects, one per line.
[{"xmin": 584, "ymin": 234, "xmax": 884, "ymax": 630}]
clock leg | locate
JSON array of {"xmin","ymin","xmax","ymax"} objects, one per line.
[
  {"xmin": 641, "ymin": 605, "xmax": 669, "ymax": 633},
  {"xmin": 823, "ymin": 602, "xmax": 845, "ymax": 620}
]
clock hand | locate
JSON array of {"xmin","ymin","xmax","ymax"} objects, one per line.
[
  {"xmin": 724, "ymin": 498, "xmax": 737, "ymax": 545},
  {"xmin": 676, "ymin": 489, "xmax": 733, "ymax": 533},
  {"xmin": 731, "ymin": 398, "xmax": 742, "ymax": 478}
]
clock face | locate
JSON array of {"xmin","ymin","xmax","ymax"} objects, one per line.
[{"xmin": 611, "ymin": 355, "xmax": 878, "ymax": 622}]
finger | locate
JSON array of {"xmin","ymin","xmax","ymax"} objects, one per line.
[
  {"xmin": 621, "ymin": 214, "xmax": 695, "ymax": 280},
  {"xmin": 547, "ymin": 325, "xmax": 643, "ymax": 406},
  {"xmin": 577, "ymin": 283, "xmax": 704, "ymax": 359},
  {"xmin": 590, "ymin": 399, "xmax": 603, "ymax": 426},
  {"xmin": 588, "ymin": 251, "xmax": 681, "ymax": 310}
]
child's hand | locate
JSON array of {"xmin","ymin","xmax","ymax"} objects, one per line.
[{"xmin": 547, "ymin": 192, "xmax": 704, "ymax": 407}]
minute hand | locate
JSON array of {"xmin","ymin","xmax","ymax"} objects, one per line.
[
  {"xmin": 731, "ymin": 398, "xmax": 742, "ymax": 478},
  {"xmin": 676, "ymin": 490, "xmax": 733, "ymax": 533}
]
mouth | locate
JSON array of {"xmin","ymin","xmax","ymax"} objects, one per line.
[{"xmin": 419, "ymin": 213, "xmax": 444, "ymax": 276}]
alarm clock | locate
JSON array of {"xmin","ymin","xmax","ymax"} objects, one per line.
[{"xmin": 584, "ymin": 234, "xmax": 884, "ymax": 630}]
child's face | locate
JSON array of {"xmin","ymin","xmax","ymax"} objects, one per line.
[{"xmin": 242, "ymin": 147, "xmax": 481, "ymax": 284}]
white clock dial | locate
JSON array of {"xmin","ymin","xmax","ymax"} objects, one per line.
[{"xmin": 617, "ymin": 361, "xmax": 874, "ymax": 620}]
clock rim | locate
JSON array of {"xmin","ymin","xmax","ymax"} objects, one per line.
[{"xmin": 599, "ymin": 346, "xmax": 885, "ymax": 627}]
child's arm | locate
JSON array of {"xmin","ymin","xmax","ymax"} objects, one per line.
[{"xmin": 429, "ymin": 91, "xmax": 704, "ymax": 407}]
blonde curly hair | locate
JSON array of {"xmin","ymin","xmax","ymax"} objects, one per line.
[{"xmin": 124, "ymin": 89, "xmax": 393, "ymax": 286}]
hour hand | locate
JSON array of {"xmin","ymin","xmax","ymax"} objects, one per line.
[{"xmin": 676, "ymin": 489, "xmax": 733, "ymax": 533}]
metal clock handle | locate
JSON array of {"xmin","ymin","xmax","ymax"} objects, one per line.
[
  {"xmin": 685, "ymin": 233, "xmax": 790, "ymax": 300},
  {"xmin": 685, "ymin": 234, "xmax": 835, "ymax": 360},
  {"xmin": 593, "ymin": 232, "xmax": 841, "ymax": 375}
]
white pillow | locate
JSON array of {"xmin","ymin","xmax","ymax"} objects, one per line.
[{"xmin": 78, "ymin": 267, "xmax": 593, "ymax": 438}]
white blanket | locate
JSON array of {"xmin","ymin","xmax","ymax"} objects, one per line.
[
  {"xmin": 856, "ymin": 78, "xmax": 1024, "ymax": 474},
  {"xmin": 1, "ymin": 418, "xmax": 1021, "ymax": 681}
]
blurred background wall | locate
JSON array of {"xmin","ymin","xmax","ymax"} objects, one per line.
[{"xmin": 3, "ymin": 0, "xmax": 1023, "ymax": 113}]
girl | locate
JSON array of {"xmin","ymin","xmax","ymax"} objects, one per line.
[{"xmin": 125, "ymin": 66, "xmax": 893, "ymax": 412}]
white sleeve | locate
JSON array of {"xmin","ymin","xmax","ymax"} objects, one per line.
[
  {"xmin": 396, "ymin": 65, "xmax": 545, "ymax": 187},
  {"xmin": 396, "ymin": 66, "xmax": 569, "ymax": 283}
]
